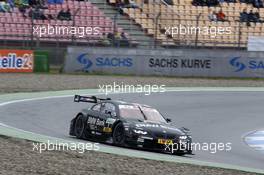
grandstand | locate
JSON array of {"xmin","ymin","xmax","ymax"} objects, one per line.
[
  {"xmin": 0, "ymin": 0, "xmax": 147, "ymax": 49},
  {"xmin": 0, "ymin": 0, "xmax": 263, "ymax": 48},
  {"xmin": 0, "ymin": 1, "xmax": 127, "ymax": 45},
  {"xmin": 116, "ymin": 0, "xmax": 264, "ymax": 48}
]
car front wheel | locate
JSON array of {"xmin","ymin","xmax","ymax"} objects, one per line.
[{"xmin": 113, "ymin": 122, "xmax": 125, "ymax": 146}]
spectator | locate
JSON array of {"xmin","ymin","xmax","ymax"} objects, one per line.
[
  {"xmin": 18, "ymin": 5, "xmax": 27, "ymax": 17},
  {"xmin": 100, "ymin": 33, "xmax": 111, "ymax": 45},
  {"xmin": 164, "ymin": 0, "xmax": 174, "ymax": 5},
  {"xmin": 248, "ymin": 9, "xmax": 262, "ymax": 22},
  {"xmin": 253, "ymin": 0, "xmax": 260, "ymax": 7},
  {"xmin": 28, "ymin": 0, "xmax": 37, "ymax": 6},
  {"xmin": 259, "ymin": 0, "xmax": 264, "ymax": 8},
  {"xmin": 28, "ymin": 7, "xmax": 47, "ymax": 20},
  {"xmin": 113, "ymin": 31, "xmax": 121, "ymax": 46},
  {"xmin": 192, "ymin": 0, "xmax": 207, "ymax": 6},
  {"xmin": 39, "ymin": 8, "xmax": 48, "ymax": 19},
  {"xmin": 244, "ymin": 0, "xmax": 254, "ymax": 4},
  {"xmin": 7, "ymin": 0, "xmax": 14, "ymax": 8},
  {"xmin": 242, "ymin": 0, "xmax": 250, "ymax": 2},
  {"xmin": 65, "ymin": 8, "xmax": 71, "ymax": 20},
  {"xmin": 240, "ymin": 8, "xmax": 251, "ymax": 26},
  {"xmin": 15, "ymin": 0, "xmax": 29, "ymax": 7},
  {"xmin": 216, "ymin": 9, "xmax": 227, "ymax": 21},
  {"xmin": 28, "ymin": 0, "xmax": 45, "ymax": 8},
  {"xmin": 208, "ymin": 9, "xmax": 217, "ymax": 21},
  {"xmin": 116, "ymin": 0, "xmax": 124, "ymax": 14},
  {"xmin": 0, "ymin": 1, "xmax": 12, "ymax": 12},
  {"xmin": 248, "ymin": 10, "xmax": 257, "ymax": 22},
  {"xmin": 240, "ymin": 8, "xmax": 248, "ymax": 22},
  {"xmin": 28, "ymin": 7, "xmax": 39, "ymax": 19},
  {"xmin": 120, "ymin": 32, "xmax": 129, "ymax": 45},
  {"xmin": 253, "ymin": 0, "xmax": 264, "ymax": 8},
  {"xmin": 207, "ymin": 0, "xmax": 219, "ymax": 6},
  {"xmin": 254, "ymin": 10, "xmax": 262, "ymax": 22},
  {"xmin": 14, "ymin": 0, "xmax": 28, "ymax": 17},
  {"xmin": 123, "ymin": 0, "xmax": 139, "ymax": 8},
  {"xmin": 107, "ymin": 32, "xmax": 115, "ymax": 43},
  {"xmin": 114, "ymin": 31, "xmax": 121, "ymax": 40},
  {"xmin": 225, "ymin": 0, "xmax": 236, "ymax": 2},
  {"xmin": 192, "ymin": 0, "xmax": 219, "ymax": 6},
  {"xmin": 57, "ymin": 8, "xmax": 71, "ymax": 20},
  {"xmin": 128, "ymin": 0, "xmax": 139, "ymax": 8},
  {"xmin": 116, "ymin": 0, "xmax": 125, "ymax": 7},
  {"xmin": 57, "ymin": 8, "xmax": 65, "ymax": 20}
]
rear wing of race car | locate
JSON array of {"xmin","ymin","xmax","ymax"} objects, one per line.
[{"xmin": 74, "ymin": 95, "xmax": 111, "ymax": 103}]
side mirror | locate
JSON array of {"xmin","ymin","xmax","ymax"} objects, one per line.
[{"xmin": 166, "ymin": 118, "xmax": 172, "ymax": 123}]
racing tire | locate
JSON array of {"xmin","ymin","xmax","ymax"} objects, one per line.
[
  {"xmin": 74, "ymin": 114, "xmax": 85, "ymax": 139},
  {"xmin": 112, "ymin": 122, "xmax": 125, "ymax": 146}
]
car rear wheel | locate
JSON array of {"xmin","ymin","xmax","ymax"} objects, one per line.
[
  {"xmin": 75, "ymin": 114, "xmax": 85, "ymax": 139},
  {"xmin": 113, "ymin": 122, "xmax": 125, "ymax": 146}
]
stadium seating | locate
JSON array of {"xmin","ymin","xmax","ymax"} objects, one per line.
[
  {"xmin": 0, "ymin": 0, "xmax": 129, "ymax": 45},
  {"xmin": 110, "ymin": 0, "xmax": 264, "ymax": 48},
  {"xmin": 1, "ymin": 0, "xmax": 263, "ymax": 48}
]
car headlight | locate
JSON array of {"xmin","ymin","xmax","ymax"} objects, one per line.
[
  {"xmin": 179, "ymin": 135, "xmax": 187, "ymax": 139},
  {"xmin": 133, "ymin": 129, "xmax": 147, "ymax": 135}
]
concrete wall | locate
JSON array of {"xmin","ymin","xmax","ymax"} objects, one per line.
[{"xmin": 64, "ymin": 47, "xmax": 264, "ymax": 78}]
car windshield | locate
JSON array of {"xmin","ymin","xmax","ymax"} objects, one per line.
[
  {"xmin": 141, "ymin": 107, "xmax": 167, "ymax": 123},
  {"xmin": 119, "ymin": 105, "xmax": 145, "ymax": 120}
]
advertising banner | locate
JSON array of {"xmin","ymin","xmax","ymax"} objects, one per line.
[
  {"xmin": 0, "ymin": 50, "xmax": 34, "ymax": 73},
  {"xmin": 248, "ymin": 36, "xmax": 264, "ymax": 52},
  {"xmin": 64, "ymin": 47, "xmax": 264, "ymax": 78}
]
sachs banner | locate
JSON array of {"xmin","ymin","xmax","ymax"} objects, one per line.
[
  {"xmin": 0, "ymin": 50, "xmax": 34, "ymax": 73},
  {"xmin": 64, "ymin": 47, "xmax": 264, "ymax": 78}
]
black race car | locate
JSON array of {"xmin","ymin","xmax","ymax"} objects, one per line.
[{"xmin": 69, "ymin": 95, "xmax": 193, "ymax": 155}]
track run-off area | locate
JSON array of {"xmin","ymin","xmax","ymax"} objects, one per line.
[{"xmin": 0, "ymin": 88, "xmax": 264, "ymax": 174}]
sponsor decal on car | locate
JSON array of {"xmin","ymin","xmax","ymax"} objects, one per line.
[
  {"xmin": 87, "ymin": 117, "xmax": 105, "ymax": 126},
  {"xmin": 135, "ymin": 123, "xmax": 160, "ymax": 128},
  {"xmin": 106, "ymin": 118, "xmax": 116, "ymax": 124},
  {"xmin": 158, "ymin": 139, "xmax": 173, "ymax": 145},
  {"xmin": 103, "ymin": 127, "xmax": 112, "ymax": 133}
]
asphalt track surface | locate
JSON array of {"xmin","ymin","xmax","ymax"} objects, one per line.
[{"xmin": 0, "ymin": 91, "xmax": 264, "ymax": 171}]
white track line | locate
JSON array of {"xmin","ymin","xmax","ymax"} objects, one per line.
[{"xmin": 0, "ymin": 122, "xmax": 9, "ymax": 127}]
